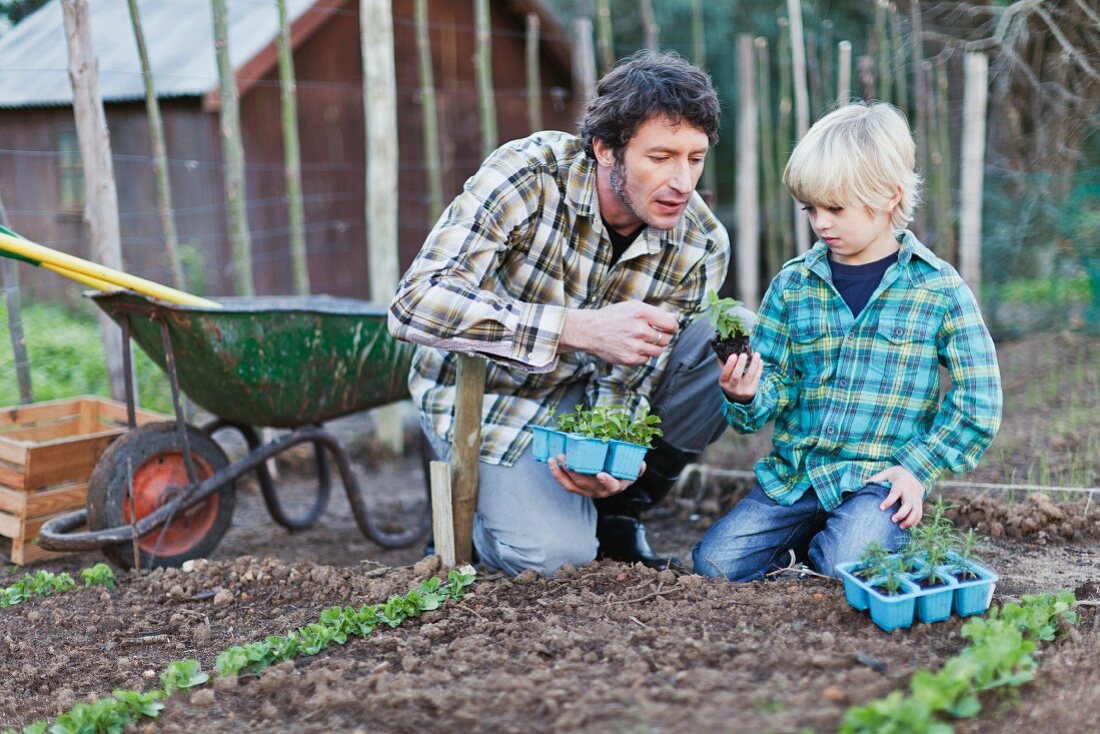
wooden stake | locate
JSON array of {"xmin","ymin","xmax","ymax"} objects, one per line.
[
  {"xmin": 451, "ymin": 355, "xmax": 485, "ymax": 565},
  {"xmin": 429, "ymin": 460, "xmax": 456, "ymax": 567}
]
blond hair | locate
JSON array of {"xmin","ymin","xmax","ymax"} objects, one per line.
[{"xmin": 782, "ymin": 102, "xmax": 922, "ymax": 229}]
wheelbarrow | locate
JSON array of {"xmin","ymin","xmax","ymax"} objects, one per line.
[{"xmin": 38, "ymin": 290, "xmax": 431, "ymax": 569}]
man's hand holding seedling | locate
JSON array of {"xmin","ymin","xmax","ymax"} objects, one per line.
[
  {"xmin": 719, "ymin": 351, "xmax": 763, "ymax": 403},
  {"xmin": 868, "ymin": 465, "xmax": 925, "ymax": 529}
]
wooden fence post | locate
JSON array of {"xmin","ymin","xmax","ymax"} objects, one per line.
[
  {"xmin": 959, "ymin": 52, "xmax": 988, "ymax": 297},
  {"xmin": 362, "ymin": 0, "xmax": 404, "ymax": 454},
  {"xmin": 416, "ymin": 0, "xmax": 443, "ymax": 221},
  {"xmin": 736, "ymin": 35, "xmax": 759, "ymax": 309},
  {"xmin": 639, "ymin": 0, "xmax": 658, "ymax": 51},
  {"xmin": 786, "ymin": 0, "xmax": 811, "ymax": 253},
  {"xmin": 572, "ymin": 18, "xmax": 596, "ymax": 105},
  {"xmin": 211, "ymin": 0, "xmax": 254, "ymax": 296},
  {"xmin": 595, "ymin": 0, "xmax": 614, "ymax": 74},
  {"xmin": 276, "ymin": 0, "xmax": 310, "ymax": 295},
  {"xmin": 125, "ymin": 0, "xmax": 183, "ymax": 290},
  {"xmin": 525, "ymin": 12, "xmax": 543, "ymax": 133},
  {"xmin": 60, "ymin": 0, "xmax": 129, "ymax": 401},
  {"xmin": 837, "ymin": 40, "xmax": 852, "ymax": 105},
  {"xmin": 0, "ymin": 191, "xmax": 32, "ymax": 404}
]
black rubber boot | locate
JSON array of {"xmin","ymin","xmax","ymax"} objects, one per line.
[{"xmin": 595, "ymin": 437, "xmax": 698, "ymax": 570}]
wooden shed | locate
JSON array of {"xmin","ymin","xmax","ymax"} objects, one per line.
[{"xmin": 0, "ymin": 0, "xmax": 577, "ymax": 301}]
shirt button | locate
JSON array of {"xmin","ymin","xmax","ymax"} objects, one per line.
[
  {"xmin": 839, "ymin": 378, "xmax": 848, "ymax": 387},
  {"xmin": 826, "ymin": 426, "xmax": 835, "ymax": 435},
  {"xmin": 845, "ymin": 333, "xmax": 854, "ymax": 340},
  {"xmin": 894, "ymin": 327, "xmax": 905, "ymax": 337}
]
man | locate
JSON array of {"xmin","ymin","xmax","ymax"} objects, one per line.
[{"xmin": 389, "ymin": 50, "xmax": 747, "ymax": 576}]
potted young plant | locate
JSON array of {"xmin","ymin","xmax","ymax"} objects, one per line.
[
  {"xmin": 865, "ymin": 557, "xmax": 920, "ymax": 632},
  {"xmin": 837, "ymin": 541, "xmax": 891, "ymax": 611},
  {"xmin": 947, "ymin": 528, "xmax": 999, "ymax": 617},
  {"xmin": 905, "ymin": 519, "xmax": 959, "ymax": 623},
  {"xmin": 533, "ymin": 405, "xmax": 662, "ymax": 480},
  {"xmin": 701, "ymin": 289, "xmax": 753, "ymax": 365}
]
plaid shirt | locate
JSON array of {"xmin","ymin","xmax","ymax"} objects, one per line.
[
  {"xmin": 724, "ymin": 231, "xmax": 1002, "ymax": 511},
  {"xmin": 389, "ymin": 132, "xmax": 729, "ymax": 465}
]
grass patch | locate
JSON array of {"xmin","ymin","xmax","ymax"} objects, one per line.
[{"xmin": 0, "ymin": 301, "xmax": 172, "ymax": 413}]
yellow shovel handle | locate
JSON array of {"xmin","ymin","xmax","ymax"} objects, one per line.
[{"xmin": 0, "ymin": 230, "xmax": 221, "ymax": 309}]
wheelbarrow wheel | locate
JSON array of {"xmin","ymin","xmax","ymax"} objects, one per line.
[{"xmin": 87, "ymin": 422, "xmax": 236, "ymax": 570}]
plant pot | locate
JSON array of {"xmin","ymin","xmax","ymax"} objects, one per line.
[
  {"xmin": 835, "ymin": 561, "xmax": 873, "ymax": 612},
  {"xmin": 948, "ymin": 558, "xmax": 999, "ymax": 617},
  {"xmin": 907, "ymin": 567, "xmax": 960, "ymax": 623},
  {"xmin": 564, "ymin": 434, "xmax": 609, "ymax": 474},
  {"xmin": 530, "ymin": 426, "xmax": 566, "ymax": 463},
  {"xmin": 605, "ymin": 440, "xmax": 647, "ymax": 480},
  {"xmin": 866, "ymin": 576, "xmax": 920, "ymax": 632}
]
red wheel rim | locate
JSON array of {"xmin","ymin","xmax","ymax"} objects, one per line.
[{"xmin": 122, "ymin": 450, "xmax": 220, "ymax": 557}]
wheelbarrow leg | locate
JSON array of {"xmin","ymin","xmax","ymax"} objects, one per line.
[{"xmin": 203, "ymin": 420, "xmax": 331, "ymax": 531}]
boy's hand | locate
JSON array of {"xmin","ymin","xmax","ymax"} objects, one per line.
[
  {"xmin": 868, "ymin": 466, "xmax": 925, "ymax": 529},
  {"xmin": 719, "ymin": 352, "xmax": 763, "ymax": 403},
  {"xmin": 547, "ymin": 456, "xmax": 640, "ymax": 498}
]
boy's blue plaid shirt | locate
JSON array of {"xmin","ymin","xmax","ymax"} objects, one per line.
[{"xmin": 724, "ymin": 231, "xmax": 1002, "ymax": 511}]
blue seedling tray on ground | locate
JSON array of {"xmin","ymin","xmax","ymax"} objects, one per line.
[
  {"xmin": 947, "ymin": 558, "xmax": 999, "ymax": 616},
  {"xmin": 836, "ymin": 561, "xmax": 873, "ymax": 611},
  {"xmin": 840, "ymin": 552, "xmax": 998, "ymax": 629},
  {"xmin": 866, "ymin": 576, "xmax": 920, "ymax": 632},
  {"xmin": 907, "ymin": 567, "xmax": 960, "ymax": 623}
]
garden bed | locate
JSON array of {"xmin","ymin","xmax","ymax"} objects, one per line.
[{"xmin": 0, "ymin": 331, "xmax": 1097, "ymax": 733}]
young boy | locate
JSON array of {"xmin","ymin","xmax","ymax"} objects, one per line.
[{"xmin": 693, "ymin": 102, "xmax": 1002, "ymax": 581}]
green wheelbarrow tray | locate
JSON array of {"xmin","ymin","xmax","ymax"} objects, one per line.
[
  {"xmin": 37, "ymin": 290, "xmax": 429, "ymax": 568},
  {"xmin": 91, "ymin": 289, "xmax": 416, "ymax": 427}
]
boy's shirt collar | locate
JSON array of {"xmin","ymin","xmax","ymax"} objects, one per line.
[{"xmin": 797, "ymin": 229, "xmax": 944, "ymax": 284}]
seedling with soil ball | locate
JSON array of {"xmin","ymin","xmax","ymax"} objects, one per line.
[{"xmin": 701, "ymin": 289, "xmax": 753, "ymax": 365}]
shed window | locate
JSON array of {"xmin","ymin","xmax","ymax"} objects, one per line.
[{"xmin": 57, "ymin": 130, "xmax": 84, "ymax": 209}]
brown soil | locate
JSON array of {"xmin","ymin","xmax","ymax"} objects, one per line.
[
  {"xmin": 1, "ymin": 332, "xmax": 1098, "ymax": 733},
  {"xmin": 709, "ymin": 333, "xmax": 752, "ymax": 366}
]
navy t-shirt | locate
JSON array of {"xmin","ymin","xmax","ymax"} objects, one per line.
[{"xmin": 829, "ymin": 251, "xmax": 899, "ymax": 318}]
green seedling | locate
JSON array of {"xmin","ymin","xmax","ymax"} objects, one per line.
[
  {"xmin": 80, "ymin": 562, "xmax": 117, "ymax": 588},
  {"xmin": 160, "ymin": 658, "xmax": 209, "ymax": 695},
  {"xmin": 854, "ymin": 541, "xmax": 891, "ymax": 579},
  {"xmin": 701, "ymin": 289, "xmax": 749, "ymax": 339},
  {"xmin": 841, "ymin": 592, "xmax": 1078, "ymax": 733},
  {"xmin": 555, "ymin": 404, "xmax": 663, "ymax": 448}
]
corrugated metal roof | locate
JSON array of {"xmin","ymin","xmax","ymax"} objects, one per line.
[{"xmin": 0, "ymin": 0, "xmax": 317, "ymax": 109}]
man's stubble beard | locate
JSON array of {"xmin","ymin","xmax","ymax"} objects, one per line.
[{"xmin": 609, "ymin": 157, "xmax": 645, "ymax": 227}]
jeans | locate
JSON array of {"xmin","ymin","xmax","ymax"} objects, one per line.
[{"xmin": 692, "ymin": 483, "xmax": 909, "ymax": 581}]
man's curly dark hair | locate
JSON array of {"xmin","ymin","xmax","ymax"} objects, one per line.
[{"xmin": 579, "ymin": 50, "xmax": 721, "ymax": 159}]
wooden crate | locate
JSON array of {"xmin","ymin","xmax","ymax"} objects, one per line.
[{"xmin": 0, "ymin": 396, "xmax": 166, "ymax": 564}]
